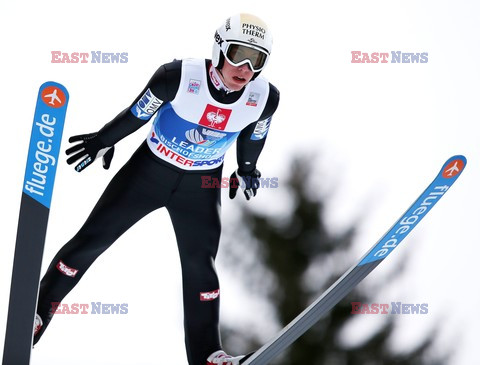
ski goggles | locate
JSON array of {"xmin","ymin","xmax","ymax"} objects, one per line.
[{"xmin": 224, "ymin": 42, "xmax": 269, "ymax": 72}]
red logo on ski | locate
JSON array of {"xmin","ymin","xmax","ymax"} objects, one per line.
[
  {"xmin": 41, "ymin": 86, "xmax": 67, "ymax": 108},
  {"xmin": 442, "ymin": 159, "xmax": 465, "ymax": 178},
  {"xmin": 199, "ymin": 104, "xmax": 232, "ymax": 131}
]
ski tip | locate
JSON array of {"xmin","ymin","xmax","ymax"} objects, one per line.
[
  {"xmin": 440, "ymin": 155, "xmax": 467, "ymax": 180},
  {"xmin": 39, "ymin": 81, "xmax": 69, "ymax": 109},
  {"xmin": 23, "ymin": 81, "xmax": 69, "ymax": 208}
]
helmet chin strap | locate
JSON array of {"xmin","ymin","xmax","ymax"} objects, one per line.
[{"xmin": 209, "ymin": 63, "xmax": 235, "ymax": 94}]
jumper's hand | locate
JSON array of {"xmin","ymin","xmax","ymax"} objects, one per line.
[
  {"xmin": 229, "ymin": 169, "xmax": 261, "ymax": 200},
  {"xmin": 66, "ymin": 133, "xmax": 114, "ymax": 172}
]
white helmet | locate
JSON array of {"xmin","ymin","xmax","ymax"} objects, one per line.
[{"xmin": 212, "ymin": 13, "xmax": 273, "ymax": 78}]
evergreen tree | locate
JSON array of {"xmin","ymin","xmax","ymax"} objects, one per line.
[{"xmin": 221, "ymin": 156, "xmax": 449, "ymax": 365}]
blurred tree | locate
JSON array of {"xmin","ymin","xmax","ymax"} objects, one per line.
[{"xmin": 221, "ymin": 155, "xmax": 450, "ymax": 365}]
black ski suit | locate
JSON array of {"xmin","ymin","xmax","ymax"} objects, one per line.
[{"xmin": 35, "ymin": 59, "xmax": 279, "ymax": 365}]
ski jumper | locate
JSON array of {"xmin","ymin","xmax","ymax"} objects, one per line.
[{"xmin": 35, "ymin": 59, "xmax": 279, "ymax": 365}]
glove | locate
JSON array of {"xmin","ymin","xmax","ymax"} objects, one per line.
[
  {"xmin": 229, "ymin": 168, "xmax": 261, "ymax": 200},
  {"xmin": 66, "ymin": 133, "xmax": 115, "ymax": 172}
]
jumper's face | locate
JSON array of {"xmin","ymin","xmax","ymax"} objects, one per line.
[{"xmin": 219, "ymin": 61, "xmax": 254, "ymax": 91}]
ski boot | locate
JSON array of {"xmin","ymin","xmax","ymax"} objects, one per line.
[
  {"xmin": 33, "ymin": 313, "xmax": 43, "ymax": 337},
  {"xmin": 206, "ymin": 350, "xmax": 245, "ymax": 365}
]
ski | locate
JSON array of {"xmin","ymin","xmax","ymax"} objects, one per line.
[
  {"xmin": 241, "ymin": 155, "xmax": 466, "ymax": 365},
  {"xmin": 3, "ymin": 82, "xmax": 69, "ymax": 365}
]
